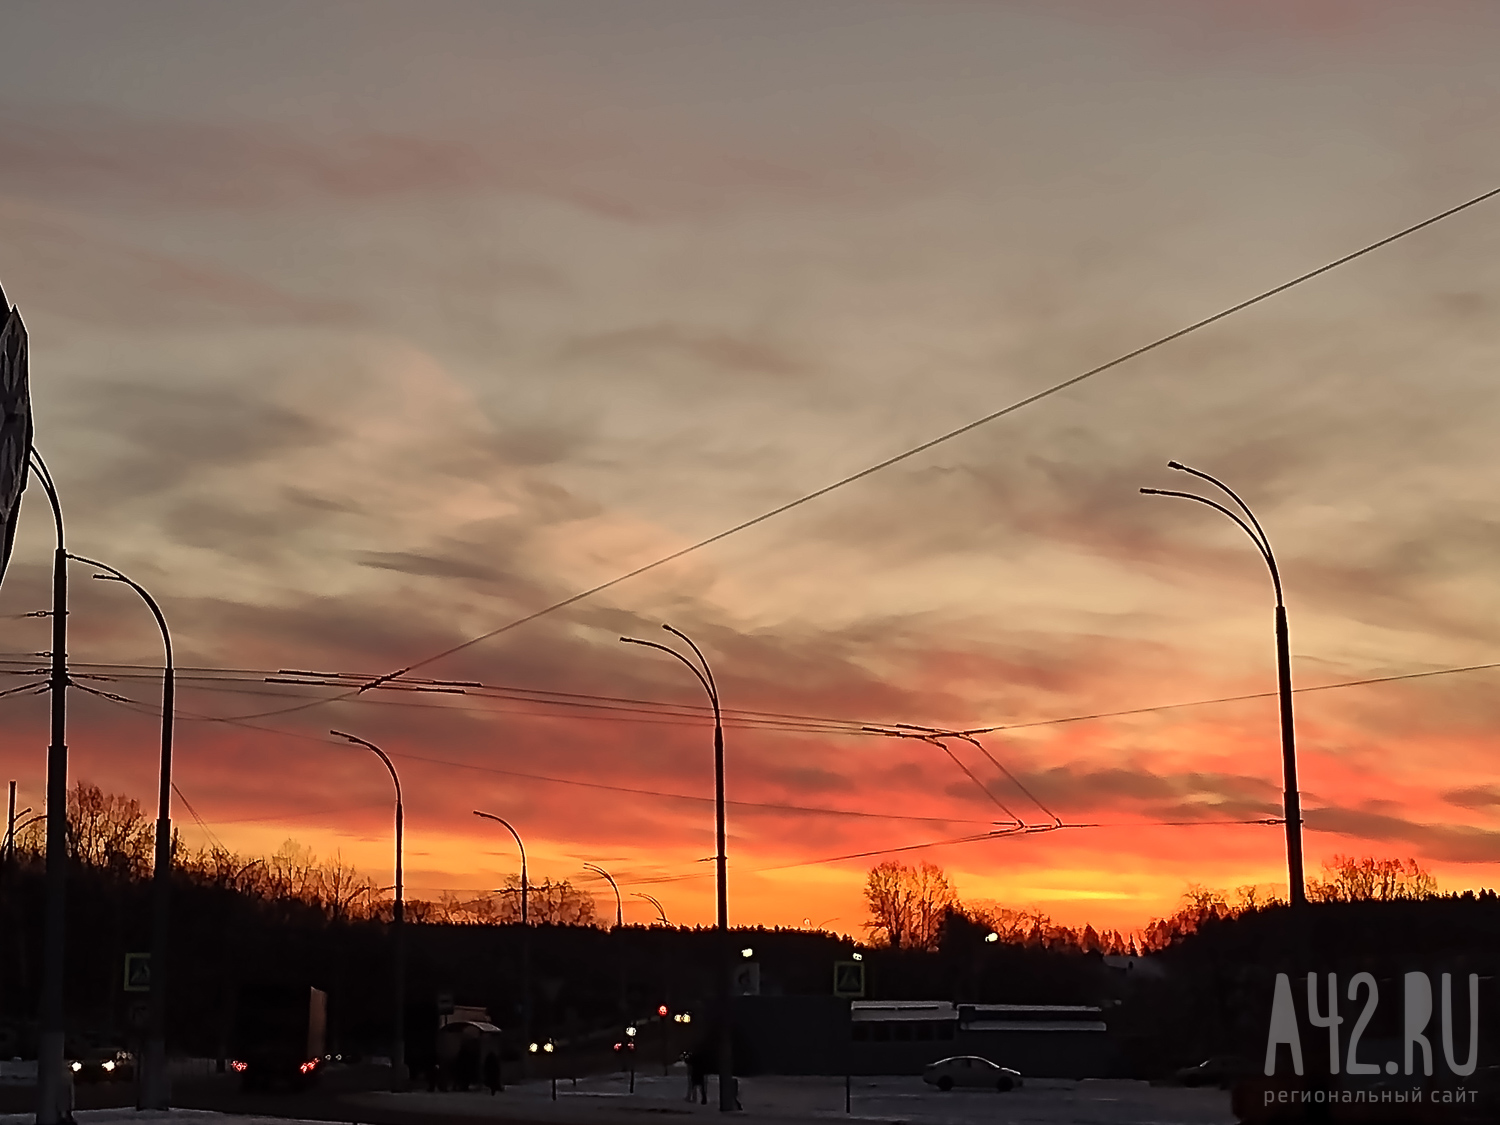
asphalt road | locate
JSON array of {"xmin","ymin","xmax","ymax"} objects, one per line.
[{"xmin": 1, "ymin": 1067, "xmax": 1236, "ymax": 1125}]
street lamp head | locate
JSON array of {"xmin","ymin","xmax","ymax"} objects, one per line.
[
  {"xmin": 1167, "ymin": 460, "xmax": 1185, "ymax": 470},
  {"xmin": 984, "ymin": 932, "xmax": 999, "ymax": 943},
  {"xmin": 741, "ymin": 947, "xmax": 753, "ymax": 958}
]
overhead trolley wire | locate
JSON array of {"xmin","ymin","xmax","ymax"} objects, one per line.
[
  {"xmin": 9, "ymin": 654, "xmax": 1500, "ymax": 741},
  {"xmin": 339, "ymin": 183, "xmax": 1500, "ymax": 701}
]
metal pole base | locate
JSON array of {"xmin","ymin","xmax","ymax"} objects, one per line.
[
  {"xmin": 36, "ymin": 1031, "xmax": 68, "ymax": 1125},
  {"xmin": 138, "ymin": 1036, "xmax": 170, "ymax": 1109}
]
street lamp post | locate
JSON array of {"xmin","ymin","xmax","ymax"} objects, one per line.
[
  {"xmin": 330, "ymin": 731, "xmax": 406, "ymax": 1088},
  {"xmin": 4, "ymin": 783, "xmax": 14, "ymax": 862},
  {"xmin": 620, "ymin": 624, "xmax": 734, "ymax": 1111},
  {"xmin": 3, "ymin": 789, "xmax": 27, "ymax": 863},
  {"xmin": 472, "ymin": 812, "xmax": 527, "ymax": 923},
  {"xmin": 473, "ymin": 810, "xmax": 531, "ymax": 1061},
  {"xmin": 1142, "ymin": 460, "xmax": 1306, "ymax": 906},
  {"xmin": 583, "ymin": 862, "xmax": 623, "ymax": 928},
  {"xmin": 70, "ymin": 554, "xmax": 175, "ymax": 1108},
  {"xmin": 29, "ymin": 450, "xmax": 71, "ymax": 1125},
  {"xmin": 633, "ymin": 893, "xmax": 668, "ymax": 926},
  {"xmin": 584, "ymin": 862, "xmax": 629, "ymax": 1021}
]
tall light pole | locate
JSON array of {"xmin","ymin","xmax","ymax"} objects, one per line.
[
  {"xmin": 1142, "ymin": 461, "xmax": 1306, "ymax": 906},
  {"xmin": 70, "ymin": 554, "xmax": 175, "ymax": 1108},
  {"xmin": 330, "ymin": 731, "xmax": 406, "ymax": 1087},
  {"xmin": 584, "ymin": 861, "xmax": 629, "ymax": 1027},
  {"xmin": 583, "ymin": 862, "xmax": 623, "ymax": 929},
  {"xmin": 473, "ymin": 810, "xmax": 530, "ymax": 1059},
  {"xmin": 29, "ymin": 450, "xmax": 71, "ymax": 1125},
  {"xmin": 620, "ymin": 624, "xmax": 734, "ymax": 1111},
  {"xmin": 633, "ymin": 893, "xmax": 668, "ymax": 926},
  {"xmin": 3, "ymin": 784, "xmax": 20, "ymax": 861},
  {"xmin": 472, "ymin": 811, "xmax": 527, "ymax": 923}
]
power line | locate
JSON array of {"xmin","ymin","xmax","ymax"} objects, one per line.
[
  {"xmin": 12, "ymin": 653, "xmax": 1500, "ymax": 739},
  {"xmin": 628, "ymin": 816, "xmax": 1285, "ymax": 885},
  {"xmin": 341, "ymin": 182, "xmax": 1500, "ymax": 698},
  {"xmin": 968, "ymin": 660, "xmax": 1500, "ymax": 734},
  {"xmin": 69, "ymin": 684, "xmax": 1001, "ymax": 828},
  {"xmin": 20, "ymin": 653, "xmax": 1500, "ymax": 840}
]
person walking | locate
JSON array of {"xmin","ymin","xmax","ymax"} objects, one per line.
[{"xmin": 686, "ymin": 1049, "xmax": 708, "ymax": 1105}]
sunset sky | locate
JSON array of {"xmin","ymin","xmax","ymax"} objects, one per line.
[{"xmin": 4, "ymin": 1, "xmax": 1500, "ymax": 933}]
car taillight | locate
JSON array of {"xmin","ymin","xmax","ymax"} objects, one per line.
[
  {"xmin": 299, "ymin": 1059, "xmax": 318, "ymax": 1074},
  {"xmin": 231, "ymin": 1060, "xmax": 248, "ymax": 1072}
]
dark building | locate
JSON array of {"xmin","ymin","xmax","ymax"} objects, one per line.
[{"xmin": 732, "ymin": 997, "xmax": 1122, "ymax": 1078}]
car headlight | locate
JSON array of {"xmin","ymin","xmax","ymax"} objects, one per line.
[
  {"xmin": 102, "ymin": 1060, "xmax": 115, "ymax": 1072},
  {"xmin": 70, "ymin": 1062, "xmax": 82, "ymax": 1072}
]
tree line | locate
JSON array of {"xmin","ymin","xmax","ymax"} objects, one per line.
[
  {"xmin": 862, "ymin": 853, "xmax": 1444, "ymax": 955},
  {"xmin": 6, "ymin": 781, "xmax": 597, "ymax": 925}
]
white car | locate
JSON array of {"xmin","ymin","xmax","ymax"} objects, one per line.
[{"xmin": 922, "ymin": 1055, "xmax": 1023, "ymax": 1092}]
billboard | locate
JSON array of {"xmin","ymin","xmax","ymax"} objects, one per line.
[{"xmin": 0, "ymin": 280, "xmax": 30, "ymax": 587}]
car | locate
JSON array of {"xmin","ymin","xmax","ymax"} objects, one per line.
[
  {"xmin": 1173, "ymin": 1054, "xmax": 1253, "ymax": 1088},
  {"xmin": 922, "ymin": 1055, "xmax": 1023, "ymax": 1092},
  {"xmin": 69, "ymin": 1048, "xmax": 135, "ymax": 1084}
]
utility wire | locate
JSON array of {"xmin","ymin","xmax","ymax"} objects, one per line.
[
  {"xmin": 340, "ymin": 183, "xmax": 1500, "ymax": 699},
  {"xmin": 73, "ymin": 684, "xmax": 1000, "ymax": 827},
  {"xmin": 628, "ymin": 816, "xmax": 1285, "ymax": 885},
  {"xmin": 967, "ymin": 660, "xmax": 1500, "ymax": 734},
  {"xmin": 171, "ymin": 781, "xmax": 228, "ymax": 854},
  {"xmin": 28, "ymin": 654, "xmax": 1500, "ymax": 837},
  {"xmin": 7, "ymin": 655, "xmax": 1500, "ymax": 736}
]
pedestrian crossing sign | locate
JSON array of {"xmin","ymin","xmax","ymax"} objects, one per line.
[
  {"xmin": 833, "ymin": 960, "xmax": 864, "ymax": 998},
  {"xmin": 123, "ymin": 952, "xmax": 150, "ymax": 992}
]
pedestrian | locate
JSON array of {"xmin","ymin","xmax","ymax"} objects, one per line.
[{"xmin": 687, "ymin": 1049, "xmax": 708, "ymax": 1105}]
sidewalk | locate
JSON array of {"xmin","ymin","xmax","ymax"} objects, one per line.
[
  {"xmin": 1, "ymin": 1073, "xmax": 1234, "ymax": 1125},
  {"xmin": 349, "ymin": 1072, "xmax": 1234, "ymax": 1125}
]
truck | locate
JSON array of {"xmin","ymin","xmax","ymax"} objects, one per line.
[{"xmin": 230, "ymin": 982, "xmax": 327, "ymax": 1091}]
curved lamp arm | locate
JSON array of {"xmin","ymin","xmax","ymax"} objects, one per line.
[
  {"xmin": 663, "ymin": 624, "xmax": 719, "ymax": 707},
  {"xmin": 1168, "ymin": 460, "xmax": 1276, "ymax": 560},
  {"xmin": 633, "ymin": 891, "xmax": 668, "ymax": 925},
  {"xmin": 28, "ymin": 450, "xmax": 63, "ymax": 547},
  {"xmin": 583, "ymin": 861, "xmax": 623, "ymax": 927},
  {"xmin": 69, "ymin": 555, "xmax": 173, "ymax": 669},
  {"xmin": 620, "ymin": 636, "xmax": 716, "ymax": 709},
  {"xmin": 472, "ymin": 811, "xmax": 526, "ymax": 873},
  {"xmin": 331, "ymin": 730, "xmax": 402, "ymax": 805},
  {"xmin": 1141, "ymin": 486, "xmax": 1284, "ymax": 606}
]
